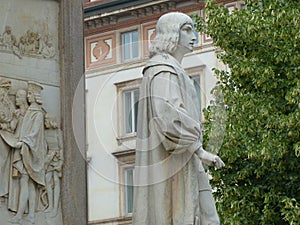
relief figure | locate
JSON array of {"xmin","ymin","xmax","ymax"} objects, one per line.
[
  {"xmin": 10, "ymin": 81, "xmax": 46, "ymax": 224},
  {"xmin": 44, "ymin": 113, "xmax": 63, "ymax": 217},
  {"xmin": 8, "ymin": 89, "xmax": 29, "ymax": 213},
  {"xmin": 0, "ymin": 79, "xmax": 16, "ymax": 204},
  {"xmin": 2, "ymin": 26, "xmax": 13, "ymax": 49},
  {"xmin": 0, "ymin": 26, "xmax": 56, "ymax": 59}
]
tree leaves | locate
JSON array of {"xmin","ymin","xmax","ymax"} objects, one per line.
[{"xmin": 196, "ymin": 0, "xmax": 300, "ymax": 224}]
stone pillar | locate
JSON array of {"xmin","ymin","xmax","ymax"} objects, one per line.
[
  {"xmin": 0, "ymin": 0, "xmax": 87, "ymax": 224},
  {"xmin": 60, "ymin": 0, "xmax": 88, "ymax": 224}
]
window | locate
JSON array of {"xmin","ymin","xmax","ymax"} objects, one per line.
[
  {"xmin": 186, "ymin": 66, "xmax": 206, "ymax": 120},
  {"xmin": 124, "ymin": 167, "xmax": 134, "ymax": 215},
  {"xmin": 191, "ymin": 75, "xmax": 201, "ymax": 113},
  {"xmin": 121, "ymin": 30, "xmax": 139, "ymax": 61},
  {"xmin": 123, "ymin": 89, "xmax": 139, "ymax": 134},
  {"xmin": 142, "ymin": 22, "xmax": 156, "ymax": 57},
  {"xmin": 115, "ymin": 78, "xmax": 142, "ymax": 141},
  {"xmin": 193, "ymin": 29, "xmax": 199, "ymax": 47},
  {"xmin": 112, "ymin": 150, "xmax": 135, "ymax": 217},
  {"xmin": 225, "ymin": 1, "xmax": 246, "ymax": 13},
  {"xmin": 201, "ymin": 11, "xmax": 212, "ymax": 43}
]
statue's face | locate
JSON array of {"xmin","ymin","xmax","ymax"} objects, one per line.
[
  {"xmin": 16, "ymin": 92, "xmax": 26, "ymax": 106},
  {"xmin": 178, "ymin": 23, "xmax": 196, "ymax": 54},
  {"xmin": 27, "ymin": 91, "xmax": 35, "ymax": 103}
]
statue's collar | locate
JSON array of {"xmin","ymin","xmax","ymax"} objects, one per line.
[
  {"xmin": 28, "ymin": 103, "xmax": 42, "ymax": 111},
  {"xmin": 147, "ymin": 54, "xmax": 184, "ymax": 72}
]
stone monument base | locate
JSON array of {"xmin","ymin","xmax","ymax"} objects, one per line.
[{"xmin": 0, "ymin": 196, "xmax": 63, "ymax": 225}]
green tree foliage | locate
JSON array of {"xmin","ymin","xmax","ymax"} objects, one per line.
[{"xmin": 196, "ymin": 0, "xmax": 300, "ymax": 224}]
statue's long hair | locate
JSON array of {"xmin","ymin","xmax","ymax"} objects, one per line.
[
  {"xmin": 34, "ymin": 93, "xmax": 43, "ymax": 105},
  {"xmin": 149, "ymin": 12, "xmax": 194, "ymax": 58}
]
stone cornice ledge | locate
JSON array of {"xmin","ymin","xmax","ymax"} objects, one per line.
[{"xmin": 84, "ymin": 0, "xmax": 175, "ymax": 29}]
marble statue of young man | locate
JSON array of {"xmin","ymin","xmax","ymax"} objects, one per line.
[{"xmin": 132, "ymin": 12, "xmax": 225, "ymax": 225}]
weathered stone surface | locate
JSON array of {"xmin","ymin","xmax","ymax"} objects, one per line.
[
  {"xmin": 0, "ymin": 0, "xmax": 87, "ymax": 224},
  {"xmin": 132, "ymin": 12, "xmax": 224, "ymax": 225},
  {"xmin": 0, "ymin": 79, "xmax": 64, "ymax": 225}
]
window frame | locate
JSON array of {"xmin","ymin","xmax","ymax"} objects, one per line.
[
  {"xmin": 201, "ymin": 10, "xmax": 213, "ymax": 44},
  {"xmin": 121, "ymin": 29, "xmax": 139, "ymax": 62},
  {"xmin": 186, "ymin": 65, "xmax": 206, "ymax": 121},
  {"xmin": 225, "ymin": 1, "xmax": 246, "ymax": 13},
  {"xmin": 122, "ymin": 88, "xmax": 139, "ymax": 135},
  {"xmin": 142, "ymin": 21, "xmax": 157, "ymax": 58},
  {"xmin": 123, "ymin": 166, "xmax": 135, "ymax": 215},
  {"xmin": 115, "ymin": 78, "xmax": 142, "ymax": 144},
  {"xmin": 112, "ymin": 149, "xmax": 135, "ymax": 218}
]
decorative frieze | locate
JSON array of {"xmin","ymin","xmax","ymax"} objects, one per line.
[
  {"xmin": 84, "ymin": 1, "xmax": 177, "ymax": 30},
  {"xmin": 0, "ymin": 26, "xmax": 56, "ymax": 60}
]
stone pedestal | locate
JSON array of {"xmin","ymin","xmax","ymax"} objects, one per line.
[{"xmin": 0, "ymin": 0, "xmax": 87, "ymax": 224}]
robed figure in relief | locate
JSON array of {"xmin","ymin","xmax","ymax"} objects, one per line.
[
  {"xmin": 10, "ymin": 81, "xmax": 47, "ymax": 224},
  {"xmin": 132, "ymin": 12, "xmax": 225, "ymax": 225},
  {"xmin": 0, "ymin": 79, "xmax": 16, "ymax": 199},
  {"xmin": 8, "ymin": 89, "xmax": 29, "ymax": 212}
]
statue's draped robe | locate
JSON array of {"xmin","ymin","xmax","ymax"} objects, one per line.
[
  {"xmin": 0, "ymin": 132, "xmax": 11, "ymax": 197},
  {"xmin": 8, "ymin": 110, "xmax": 25, "ymax": 212},
  {"xmin": 133, "ymin": 54, "xmax": 207, "ymax": 225},
  {"xmin": 8, "ymin": 105, "xmax": 46, "ymax": 212},
  {"xmin": 0, "ymin": 97, "xmax": 15, "ymax": 197},
  {"xmin": 18, "ymin": 104, "xmax": 46, "ymax": 186}
]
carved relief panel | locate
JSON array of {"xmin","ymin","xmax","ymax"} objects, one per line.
[
  {"xmin": 0, "ymin": 26, "xmax": 56, "ymax": 59},
  {"xmin": 0, "ymin": 79, "xmax": 64, "ymax": 225},
  {"xmin": 0, "ymin": 0, "xmax": 60, "ymax": 86},
  {"xmin": 0, "ymin": 0, "xmax": 64, "ymax": 224}
]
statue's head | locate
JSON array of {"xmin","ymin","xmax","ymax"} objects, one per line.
[
  {"xmin": 27, "ymin": 81, "xmax": 43, "ymax": 105},
  {"xmin": 0, "ymin": 79, "xmax": 11, "ymax": 89},
  {"xmin": 0, "ymin": 79, "xmax": 11, "ymax": 96},
  {"xmin": 15, "ymin": 89, "xmax": 28, "ymax": 107},
  {"xmin": 5, "ymin": 26, "xmax": 12, "ymax": 34},
  {"xmin": 149, "ymin": 12, "xmax": 194, "ymax": 57}
]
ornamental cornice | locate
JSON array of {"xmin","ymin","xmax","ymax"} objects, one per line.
[{"xmin": 84, "ymin": 1, "xmax": 176, "ymax": 31}]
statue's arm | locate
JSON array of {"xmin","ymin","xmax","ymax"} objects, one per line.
[
  {"xmin": 196, "ymin": 148, "xmax": 225, "ymax": 169},
  {"xmin": 150, "ymin": 72, "xmax": 202, "ymax": 153},
  {"xmin": 20, "ymin": 111, "xmax": 43, "ymax": 148}
]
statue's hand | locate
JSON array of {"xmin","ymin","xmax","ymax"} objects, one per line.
[
  {"xmin": 197, "ymin": 148, "xmax": 225, "ymax": 169},
  {"xmin": 213, "ymin": 156, "xmax": 225, "ymax": 169},
  {"xmin": 15, "ymin": 141, "xmax": 22, "ymax": 149}
]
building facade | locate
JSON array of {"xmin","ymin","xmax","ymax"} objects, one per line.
[{"xmin": 84, "ymin": 0, "xmax": 243, "ymax": 224}]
